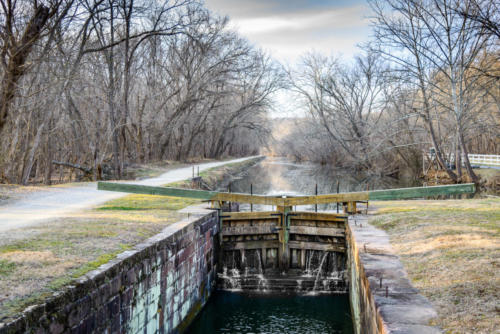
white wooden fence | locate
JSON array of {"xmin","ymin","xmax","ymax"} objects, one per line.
[
  {"xmin": 422, "ymin": 152, "xmax": 500, "ymax": 174},
  {"xmin": 424, "ymin": 153, "xmax": 500, "ymax": 167},
  {"xmin": 467, "ymin": 154, "xmax": 500, "ymax": 166}
]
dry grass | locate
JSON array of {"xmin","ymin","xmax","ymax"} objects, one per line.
[
  {"xmin": 0, "ymin": 159, "xmax": 253, "ymax": 322},
  {"xmin": 167, "ymin": 158, "xmax": 261, "ymax": 190},
  {"xmin": 0, "ymin": 193, "xmax": 200, "ymax": 322},
  {"xmin": 370, "ymin": 198, "xmax": 500, "ymax": 334}
]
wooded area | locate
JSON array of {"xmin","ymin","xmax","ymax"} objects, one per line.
[
  {"xmin": 0, "ymin": 0, "xmax": 281, "ymax": 184},
  {"xmin": 0, "ymin": 0, "xmax": 498, "ymax": 185},
  {"xmin": 277, "ymin": 0, "xmax": 499, "ymax": 182}
]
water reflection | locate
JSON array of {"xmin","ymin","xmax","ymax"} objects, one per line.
[{"xmin": 225, "ymin": 157, "xmax": 420, "ymax": 211}]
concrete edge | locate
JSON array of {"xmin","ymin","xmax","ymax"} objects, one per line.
[{"xmin": 347, "ymin": 215, "xmax": 442, "ymax": 334}]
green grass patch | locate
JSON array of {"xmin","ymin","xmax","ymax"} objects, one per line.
[
  {"xmin": 96, "ymin": 194, "xmax": 200, "ymax": 211},
  {"xmin": 0, "ymin": 239, "xmax": 68, "ymax": 254},
  {"xmin": 0, "ymin": 260, "xmax": 16, "ymax": 276}
]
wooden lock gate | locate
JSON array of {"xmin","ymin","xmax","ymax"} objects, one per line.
[{"xmin": 98, "ymin": 181, "xmax": 475, "ymax": 272}]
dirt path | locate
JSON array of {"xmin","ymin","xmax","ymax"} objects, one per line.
[{"xmin": 0, "ymin": 157, "xmax": 256, "ymax": 233}]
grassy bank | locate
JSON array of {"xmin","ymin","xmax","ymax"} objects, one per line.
[
  {"xmin": 167, "ymin": 157, "xmax": 263, "ymax": 190},
  {"xmin": 369, "ymin": 198, "xmax": 500, "ymax": 334},
  {"xmin": 0, "ymin": 157, "xmax": 261, "ymax": 322},
  {"xmin": 0, "ymin": 195, "xmax": 188, "ymax": 322}
]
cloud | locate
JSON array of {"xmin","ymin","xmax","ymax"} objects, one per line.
[
  {"xmin": 233, "ymin": 5, "xmax": 369, "ymax": 35},
  {"xmin": 205, "ymin": 1, "xmax": 372, "ymax": 62},
  {"xmin": 204, "ymin": 0, "xmax": 373, "ymax": 117},
  {"xmin": 205, "ymin": 0, "xmax": 363, "ymax": 18}
]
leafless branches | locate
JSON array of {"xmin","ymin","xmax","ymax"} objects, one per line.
[{"xmin": 0, "ymin": 0, "xmax": 280, "ymax": 184}]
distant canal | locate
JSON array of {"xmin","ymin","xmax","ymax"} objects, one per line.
[
  {"xmin": 187, "ymin": 291, "xmax": 354, "ymax": 334},
  {"xmin": 224, "ymin": 156, "xmax": 419, "ymax": 211}
]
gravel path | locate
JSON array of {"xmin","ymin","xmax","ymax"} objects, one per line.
[{"xmin": 0, "ymin": 157, "xmax": 256, "ymax": 233}]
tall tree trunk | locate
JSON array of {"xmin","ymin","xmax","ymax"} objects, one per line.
[
  {"xmin": 106, "ymin": 1, "xmax": 121, "ymax": 179},
  {"xmin": 455, "ymin": 135, "xmax": 462, "ymax": 180},
  {"xmin": 460, "ymin": 133, "xmax": 478, "ymax": 183},
  {"xmin": 44, "ymin": 128, "xmax": 53, "ymax": 185},
  {"xmin": 22, "ymin": 123, "xmax": 45, "ymax": 185},
  {"xmin": 0, "ymin": 6, "xmax": 50, "ymax": 134}
]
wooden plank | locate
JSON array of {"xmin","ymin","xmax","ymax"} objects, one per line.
[
  {"xmin": 289, "ymin": 226, "xmax": 345, "ymax": 237},
  {"xmin": 284, "ymin": 192, "xmax": 369, "ymax": 205},
  {"xmin": 223, "ymin": 241, "xmax": 279, "ymax": 250},
  {"xmin": 213, "ymin": 192, "xmax": 285, "ymax": 205},
  {"xmin": 221, "ymin": 211, "xmax": 280, "ymax": 220},
  {"xmin": 368, "ymin": 183, "xmax": 475, "ymax": 201},
  {"xmin": 222, "ymin": 226, "xmax": 277, "ymax": 236},
  {"xmin": 288, "ymin": 241, "xmax": 345, "ymax": 252},
  {"xmin": 291, "ymin": 211, "xmax": 347, "ymax": 222}
]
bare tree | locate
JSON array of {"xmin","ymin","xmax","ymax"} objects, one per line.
[
  {"xmin": 289, "ymin": 52, "xmax": 389, "ymax": 170},
  {"xmin": 369, "ymin": 0, "xmax": 497, "ymax": 182},
  {"xmin": 0, "ymin": 0, "xmax": 75, "ymax": 134}
]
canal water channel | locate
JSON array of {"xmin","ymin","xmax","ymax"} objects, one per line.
[{"xmin": 187, "ymin": 157, "xmax": 416, "ymax": 334}]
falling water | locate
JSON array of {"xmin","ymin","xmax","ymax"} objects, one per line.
[
  {"xmin": 303, "ymin": 250, "xmax": 318, "ymax": 277},
  {"xmin": 255, "ymin": 250, "xmax": 268, "ymax": 291},
  {"xmin": 218, "ymin": 267, "xmax": 242, "ymax": 291},
  {"xmin": 296, "ymin": 279, "xmax": 303, "ymax": 292},
  {"xmin": 312, "ymin": 252, "xmax": 328, "ymax": 292}
]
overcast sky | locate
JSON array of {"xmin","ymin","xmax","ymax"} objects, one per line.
[{"xmin": 204, "ymin": 0, "xmax": 372, "ymax": 65}]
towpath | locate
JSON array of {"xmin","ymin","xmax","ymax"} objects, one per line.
[{"xmin": 0, "ymin": 157, "xmax": 256, "ymax": 234}]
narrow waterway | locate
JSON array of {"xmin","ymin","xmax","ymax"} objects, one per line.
[{"xmin": 188, "ymin": 157, "xmax": 416, "ymax": 333}]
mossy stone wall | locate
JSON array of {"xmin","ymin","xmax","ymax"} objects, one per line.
[{"xmin": 0, "ymin": 206, "xmax": 219, "ymax": 334}]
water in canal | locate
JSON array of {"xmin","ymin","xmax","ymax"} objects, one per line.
[
  {"xmin": 223, "ymin": 156, "xmax": 419, "ymax": 211},
  {"xmin": 187, "ymin": 291, "xmax": 354, "ymax": 334},
  {"xmin": 188, "ymin": 157, "xmax": 411, "ymax": 333}
]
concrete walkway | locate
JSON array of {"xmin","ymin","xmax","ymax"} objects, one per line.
[{"xmin": 0, "ymin": 157, "xmax": 257, "ymax": 233}]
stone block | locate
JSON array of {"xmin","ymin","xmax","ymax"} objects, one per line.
[
  {"xmin": 97, "ymin": 282, "xmax": 112, "ymax": 305},
  {"xmin": 106, "ymin": 296, "xmax": 120, "ymax": 319},
  {"xmin": 95, "ymin": 306, "xmax": 107, "ymax": 329},
  {"xmin": 121, "ymin": 286, "xmax": 134, "ymax": 307},
  {"xmin": 109, "ymin": 276, "xmax": 122, "ymax": 296},
  {"xmin": 49, "ymin": 322, "xmax": 65, "ymax": 334},
  {"xmin": 385, "ymin": 323, "xmax": 443, "ymax": 334},
  {"xmin": 110, "ymin": 314, "xmax": 121, "ymax": 333}
]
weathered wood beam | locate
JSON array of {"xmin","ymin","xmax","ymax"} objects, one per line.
[
  {"xmin": 291, "ymin": 211, "xmax": 347, "ymax": 222},
  {"xmin": 223, "ymin": 241, "xmax": 279, "ymax": 250},
  {"xmin": 289, "ymin": 226, "xmax": 345, "ymax": 237},
  {"xmin": 222, "ymin": 226, "xmax": 277, "ymax": 236},
  {"xmin": 214, "ymin": 193, "xmax": 284, "ymax": 205},
  {"xmin": 288, "ymin": 241, "xmax": 345, "ymax": 253},
  {"xmin": 221, "ymin": 211, "xmax": 280, "ymax": 220},
  {"xmin": 285, "ymin": 193, "xmax": 368, "ymax": 205}
]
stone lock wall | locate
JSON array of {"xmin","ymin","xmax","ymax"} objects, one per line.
[
  {"xmin": 347, "ymin": 216, "xmax": 441, "ymax": 334},
  {"xmin": 0, "ymin": 205, "xmax": 219, "ymax": 334}
]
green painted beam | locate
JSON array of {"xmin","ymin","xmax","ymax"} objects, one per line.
[
  {"xmin": 97, "ymin": 182, "xmax": 217, "ymax": 200},
  {"xmin": 368, "ymin": 183, "xmax": 475, "ymax": 201},
  {"xmin": 98, "ymin": 181, "xmax": 476, "ymax": 204}
]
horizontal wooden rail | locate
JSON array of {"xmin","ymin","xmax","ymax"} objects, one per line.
[{"xmin": 98, "ymin": 182, "xmax": 475, "ymax": 205}]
